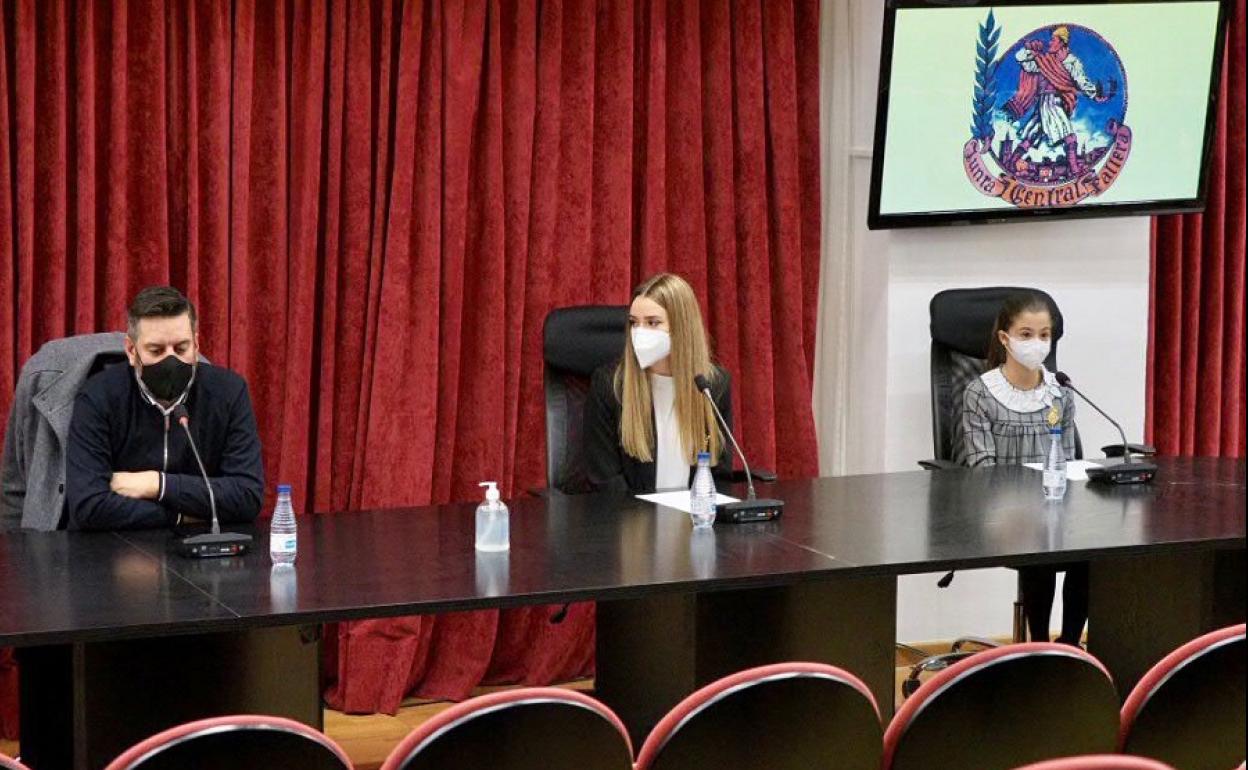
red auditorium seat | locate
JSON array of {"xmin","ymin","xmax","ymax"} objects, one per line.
[
  {"xmin": 379, "ymin": 687, "xmax": 633, "ymax": 770},
  {"xmin": 102, "ymin": 715, "xmax": 352, "ymax": 770},
  {"xmin": 1119, "ymin": 623, "xmax": 1246, "ymax": 770},
  {"xmin": 882, "ymin": 642, "xmax": 1120, "ymax": 770},
  {"xmin": 1011, "ymin": 755, "xmax": 1176, "ymax": 770},
  {"xmin": 634, "ymin": 662, "xmax": 883, "ymax": 770}
]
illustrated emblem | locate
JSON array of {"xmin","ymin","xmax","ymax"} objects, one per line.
[{"xmin": 965, "ymin": 12, "xmax": 1131, "ymax": 207}]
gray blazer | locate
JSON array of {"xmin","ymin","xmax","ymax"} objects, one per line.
[{"xmin": 1, "ymin": 333, "xmax": 128, "ymax": 531}]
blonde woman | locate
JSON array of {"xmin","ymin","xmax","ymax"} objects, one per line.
[{"xmin": 584, "ymin": 273, "xmax": 732, "ymax": 494}]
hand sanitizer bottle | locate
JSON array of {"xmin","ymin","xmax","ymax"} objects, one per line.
[{"xmin": 474, "ymin": 481, "xmax": 510, "ymax": 552}]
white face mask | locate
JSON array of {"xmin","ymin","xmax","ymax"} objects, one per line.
[
  {"xmin": 1006, "ymin": 336, "xmax": 1051, "ymax": 371},
  {"xmin": 631, "ymin": 328, "xmax": 672, "ymax": 370}
]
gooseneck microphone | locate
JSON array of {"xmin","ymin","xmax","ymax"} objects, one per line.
[
  {"xmin": 1053, "ymin": 371, "xmax": 1132, "ymax": 460},
  {"xmin": 1054, "ymin": 371, "xmax": 1157, "ymax": 485},
  {"xmin": 695, "ymin": 375, "xmax": 758, "ymax": 500},
  {"xmin": 175, "ymin": 405, "xmax": 220, "ymax": 534},
  {"xmin": 172, "ymin": 404, "xmax": 253, "ymax": 558},
  {"xmin": 693, "ymin": 374, "xmax": 784, "ymax": 523}
]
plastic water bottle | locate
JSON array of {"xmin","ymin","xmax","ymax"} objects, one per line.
[
  {"xmin": 689, "ymin": 452, "xmax": 717, "ymax": 528},
  {"xmin": 269, "ymin": 484, "xmax": 298, "ymax": 564},
  {"xmin": 475, "ymin": 481, "xmax": 510, "ymax": 552},
  {"xmin": 1043, "ymin": 428, "xmax": 1068, "ymax": 501}
]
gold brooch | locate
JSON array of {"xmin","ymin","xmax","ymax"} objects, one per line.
[{"xmin": 1046, "ymin": 405, "xmax": 1061, "ymax": 427}]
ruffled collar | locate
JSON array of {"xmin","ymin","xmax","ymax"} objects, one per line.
[{"xmin": 981, "ymin": 366, "xmax": 1062, "ymax": 413}]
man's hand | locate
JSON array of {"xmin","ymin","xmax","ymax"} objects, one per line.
[{"xmin": 111, "ymin": 471, "xmax": 161, "ymax": 500}]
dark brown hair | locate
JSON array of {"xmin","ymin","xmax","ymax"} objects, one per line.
[
  {"xmin": 127, "ymin": 286, "xmax": 198, "ymax": 339},
  {"xmin": 985, "ymin": 291, "xmax": 1053, "ymax": 371}
]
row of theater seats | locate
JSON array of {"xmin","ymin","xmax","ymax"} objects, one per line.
[{"xmin": 2, "ymin": 626, "xmax": 1242, "ymax": 770}]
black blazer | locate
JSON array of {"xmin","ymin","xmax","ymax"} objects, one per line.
[{"xmin": 583, "ymin": 362, "xmax": 734, "ymax": 494}]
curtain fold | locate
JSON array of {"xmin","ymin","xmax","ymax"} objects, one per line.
[
  {"xmin": 1147, "ymin": 0, "xmax": 1246, "ymax": 458},
  {"xmin": 0, "ymin": 0, "xmax": 821, "ymax": 726}
]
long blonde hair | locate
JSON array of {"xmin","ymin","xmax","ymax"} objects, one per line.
[{"xmin": 614, "ymin": 273, "xmax": 724, "ymax": 465}]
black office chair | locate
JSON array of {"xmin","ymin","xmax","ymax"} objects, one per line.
[
  {"xmin": 543, "ymin": 306, "xmax": 632, "ymax": 494},
  {"xmin": 542, "ymin": 306, "xmax": 773, "ymax": 495}
]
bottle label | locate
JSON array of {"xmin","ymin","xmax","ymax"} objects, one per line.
[
  {"xmin": 271, "ymin": 536, "xmax": 297, "ymax": 554},
  {"xmin": 1043, "ymin": 470, "xmax": 1065, "ymax": 487}
]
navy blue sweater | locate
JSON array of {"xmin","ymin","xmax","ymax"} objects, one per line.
[{"xmin": 65, "ymin": 362, "xmax": 265, "ymax": 530}]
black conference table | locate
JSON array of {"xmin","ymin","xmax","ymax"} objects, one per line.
[{"xmin": 2, "ymin": 457, "xmax": 1244, "ymax": 769}]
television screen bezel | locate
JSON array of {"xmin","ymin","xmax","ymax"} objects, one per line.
[{"xmin": 866, "ymin": 0, "xmax": 1231, "ymax": 230}]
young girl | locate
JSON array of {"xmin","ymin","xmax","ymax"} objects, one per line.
[
  {"xmin": 584, "ymin": 273, "xmax": 732, "ymax": 494},
  {"xmin": 957, "ymin": 290, "xmax": 1087, "ymax": 646}
]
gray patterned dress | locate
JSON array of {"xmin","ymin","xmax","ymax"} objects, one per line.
[{"xmin": 955, "ymin": 367, "xmax": 1079, "ymax": 467}]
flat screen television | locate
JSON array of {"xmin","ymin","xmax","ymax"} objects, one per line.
[{"xmin": 867, "ymin": 0, "xmax": 1230, "ymax": 229}]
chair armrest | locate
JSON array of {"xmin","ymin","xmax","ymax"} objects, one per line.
[
  {"xmin": 1101, "ymin": 443, "xmax": 1158, "ymax": 458},
  {"xmin": 952, "ymin": 636, "xmax": 1001, "ymax": 652},
  {"xmin": 526, "ymin": 487, "xmax": 551, "ymax": 498},
  {"xmin": 918, "ymin": 459, "xmax": 961, "ymax": 471},
  {"xmin": 895, "ymin": 643, "xmax": 930, "ymax": 663},
  {"xmin": 729, "ymin": 468, "xmax": 777, "ymax": 484}
]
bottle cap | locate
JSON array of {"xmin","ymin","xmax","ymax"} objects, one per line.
[
  {"xmin": 277, "ymin": 484, "xmax": 292, "ymax": 494},
  {"xmin": 479, "ymin": 481, "xmax": 500, "ymax": 502},
  {"xmin": 697, "ymin": 451, "xmax": 711, "ymax": 462},
  {"xmin": 1049, "ymin": 427, "xmax": 1063, "ymax": 435}
]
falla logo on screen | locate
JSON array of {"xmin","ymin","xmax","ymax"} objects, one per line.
[{"xmin": 964, "ymin": 11, "xmax": 1131, "ymax": 208}]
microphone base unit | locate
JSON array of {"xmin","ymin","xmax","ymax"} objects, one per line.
[
  {"xmin": 717, "ymin": 498, "xmax": 784, "ymax": 524},
  {"xmin": 174, "ymin": 531, "xmax": 253, "ymax": 559},
  {"xmin": 1086, "ymin": 461, "xmax": 1158, "ymax": 486}
]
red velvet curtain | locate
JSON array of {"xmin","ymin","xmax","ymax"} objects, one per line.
[
  {"xmin": 1147, "ymin": 0, "xmax": 1246, "ymax": 458},
  {"xmin": 0, "ymin": 0, "xmax": 821, "ymax": 728}
]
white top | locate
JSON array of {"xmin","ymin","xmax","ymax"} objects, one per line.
[
  {"xmin": 980, "ymin": 366, "xmax": 1063, "ymax": 413},
  {"xmin": 650, "ymin": 374, "xmax": 690, "ymax": 490}
]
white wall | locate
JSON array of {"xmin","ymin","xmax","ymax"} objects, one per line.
[{"xmin": 817, "ymin": 0, "xmax": 1152, "ymax": 642}]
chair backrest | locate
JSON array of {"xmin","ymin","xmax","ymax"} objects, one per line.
[
  {"xmin": 928, "ymin": 287, "xmax": 1069, "ymax": 462},
  {"xmin": 1119, "ymin": 623, "xmax": 1246, "ymax": 769},
  {"xmin": 882, "ymin": 642, "xmax": 1120, "ymax": 770},
  {"xmin": 380, "ymin": 687, "xmax": 633, "ymax": 770},
  {"xmin": 0, "ymin": 753, "xmax": 33, "ymax": 770},
  {"xmin": 102, "ymin": 715, "xmax": 352, "ymax": 770},
  {"xmin": 543, "ymin": 306, "xmax": 629, "ymax": 493},
  {"xmin": 1011, "ymin": 756, "xmax": 1176, "ymax": 770},
  {"xmin": 635, "ymin": 662, "xmax": 882, "ymax": 770}
]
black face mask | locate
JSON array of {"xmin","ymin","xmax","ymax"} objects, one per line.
[{"xmin": 137, "ymin": 355, "xmax": 195, "ymax": 403}]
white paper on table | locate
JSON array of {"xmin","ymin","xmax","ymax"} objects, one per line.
[
  {"xmin": 1022, "ymin": 459, "xmax": 1103, "ymax": 482},
  {"xmin": 636, "ymin": 490, "xmax": 740, "ymax": 514}
]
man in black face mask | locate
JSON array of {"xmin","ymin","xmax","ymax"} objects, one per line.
[{"xmin": 64, "ymin": 286, "xmax": 264, "ymax": 530}]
